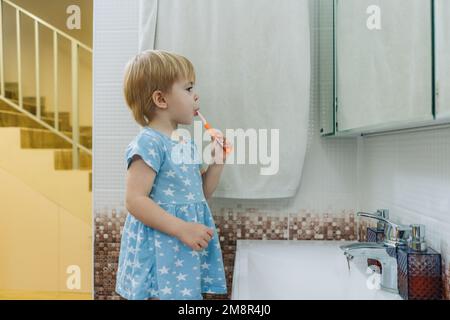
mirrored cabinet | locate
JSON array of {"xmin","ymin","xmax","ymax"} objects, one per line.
[
  {"xmin": 319, "ymin": 0, "xmax": 449, "ymax": 136},
  {"xmin": 435, "ymin": 0, "xmax": 450, "ymax": 120}
]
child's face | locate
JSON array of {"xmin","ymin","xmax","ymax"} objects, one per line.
[{"xmin": 166, "ymin": 79, "xmax": 199, "ymax": 125}]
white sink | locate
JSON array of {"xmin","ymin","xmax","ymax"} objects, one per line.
[{"xmin": 231, "ymin": 240, "xmax": 402, "ymax": 300}]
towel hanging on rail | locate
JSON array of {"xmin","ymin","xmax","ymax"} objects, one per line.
[{"xmin": 138, "ymin": 0, "xmax": 310, "ymax": 199}]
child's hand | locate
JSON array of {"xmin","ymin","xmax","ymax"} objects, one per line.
[
  {"xmin": 210, "ymin": 134, "xmax": 229, "ymax": 164},
  {"xmin": 176, "ymin": 221, "xmax": 214, "ymax": 251}
]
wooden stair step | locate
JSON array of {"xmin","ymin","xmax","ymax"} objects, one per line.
[
  {"xmin": 62, "ymin": 130, "xmax": 92, "ymax": 149},
  {"xmin": 1, "ymin": 98, "xmax": 46, "ymax": 115},
  {"xmin": 0, "ymin": 102, "xmax": 86, "ymax": 136},
  {"xmin": 20, "ymin": 128, "xmax": 92, "ymax": 149},
  {"xmin": 24, "ymin": 96, "xmax": 46, "ymax": 108},
  {"xmin": 54, "ymin": 149, "xmax": 92, "ymax": 170},
  {"xmin": 1, "ymin": 99, "xmax": 70, "ymax": 127},
  {"xmin": 47, "ymin": 124, "xmax": 92, "ymax": 137},
  {"xmin": 4, "ymin": 82, "xmax": 18, "ymax": 94},
  {"xmin": 42, "ymin": 112, "xmax": 72, "ymax": 130},
  {"xmin": 79, "ymin": 126, "xmax": 92, "ymax": 136},
  {"xmin": 0, "ymin": 110, "xmax": 65, "ymax": 130},
  {"xmin": 3, "ymin": 84, "xmax": 45, "ymax": 107},
  {"xmin": 63, "ymin": 126, "xmax": 92, "ymax": 136}
]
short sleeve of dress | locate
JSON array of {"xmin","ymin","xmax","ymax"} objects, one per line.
[{"xmin": 125, "ymin": 131, "xmax": 165, "ymax": 173}]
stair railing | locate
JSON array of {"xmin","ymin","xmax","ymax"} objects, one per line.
[{"xmin": 0, "ymin": 0, "xmax": 92, "ymax": 169}]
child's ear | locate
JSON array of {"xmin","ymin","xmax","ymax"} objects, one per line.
[{"xmin": 152, "ymin": 90, "xmax": 168, "ymax": 110}]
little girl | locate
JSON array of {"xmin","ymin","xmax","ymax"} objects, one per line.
[{"xmin": 115, "ymin": 50, "xmax": 228, "ymax": 300}]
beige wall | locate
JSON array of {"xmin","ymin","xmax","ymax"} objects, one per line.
[
  {"xmin": 3, "ymin": 0, "xmax": 92, "ymax": 127},
  {"xmin": 10, "ymin": 0, "xmax": 92, "ymax": 46},
  {"xmin": 0, "ymin": 166, "xmax": 92, "ymax": 298}
]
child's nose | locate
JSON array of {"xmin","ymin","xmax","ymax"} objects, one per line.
[{"xmin": 194, "ymin": 94, "xmax": 199, "ymax": 102}]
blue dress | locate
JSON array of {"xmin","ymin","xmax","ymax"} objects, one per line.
[{"xmin": 115, "ymin": 127, "xmax": 227, "ymax": 300}]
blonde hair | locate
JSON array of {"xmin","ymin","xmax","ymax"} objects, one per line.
[{"xmin": 123, "ymin": 50, "xmax": 196, "ymax": 126}]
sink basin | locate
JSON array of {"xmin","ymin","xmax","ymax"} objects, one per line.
[{"xmin": 231, "ymin": 240, "xmax": 402, "ymax": 300}]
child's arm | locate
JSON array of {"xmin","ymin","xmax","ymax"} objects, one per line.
[
  {"xmin": 201, "ymin": 163, "xmax": 224, "ymax": 199},
  {"xmin": 201, "ymin": 137, "xmax": 228, "ymax": 199},
  {"xmin": 126, "ymin": 156, "xmax": 213, "ymax": 250}
]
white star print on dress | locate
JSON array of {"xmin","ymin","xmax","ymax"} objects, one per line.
[
  {"xmin": 165, "ymin": 170, "xmax": 176, "ymax": 178},
  {"xmin": 176, "ymin": 273, "xmax": 188, "ymax": 281},
  {"xmin": 163, "ymin": 187, "xmax": 175, "ymax": 197},
  {"xmin": 148, "ymin": 149, "xmax": 157, "ymax": 158},
  {"xmin": 158, "ymin": 266, "xmax": 169, "ymax": 275},
  {"xmin": 185, "ymin": 192, "xmax": 195, "ymax": 201},
  {"xmin": 175, "ymin": 259, "xmax": 184, "ymax": 267},
  {"xmin": 116, "ymin": 127, "xmax": 227, "ymax": 300},
  {"xmin": 180, "ymin": 288, "xmax": 192, "ymax": 296}
]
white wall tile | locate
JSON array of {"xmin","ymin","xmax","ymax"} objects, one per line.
[
  {"xmin": 358, "ymin": 127, "xmax": 450, "ymax": 259},
  {"xmin": 93, "ymin": 0, "xmax": 140, "ymax": 210}
]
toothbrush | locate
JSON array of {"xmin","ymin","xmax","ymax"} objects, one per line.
[{"xmin": 195, "ymin": 110, "xmax": 232, "ymax": 154}]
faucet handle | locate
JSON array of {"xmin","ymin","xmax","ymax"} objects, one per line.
[
  {"xmin": 376, "ymin": 209, "xmax": 389, "ymax": 219},
  {"xmin": 357, "ymin": 211, "xmax": 394, "ymax": 226},
  {"xmin": 384, "ymin": 223, "xmax": 411, "ymax": 247},
  {"xmin": 375, "ymin": 209, "xmax": 389, "ymax": 230},
  {"xmin": 408, "ymin": 224, "xmax": 427, "ymax": 252}
]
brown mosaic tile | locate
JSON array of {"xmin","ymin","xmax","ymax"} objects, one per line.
[
  {"xmin": 94, "ymin": 208, "xmax": 126, "ymax": 300},
  {"xmin": 288, "ymin": 209, "xmax": 356, "ymax": 241},
  {"xmin": 357, "ymin": 216, "xmax": 378, "ymax": 242}
]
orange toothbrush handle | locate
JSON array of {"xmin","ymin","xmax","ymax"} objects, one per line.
[{"xmin": 204, "ymin": 124, "xmax": 233, "ymax": 154}]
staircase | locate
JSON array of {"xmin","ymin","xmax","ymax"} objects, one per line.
[
  {"xmin": 0, "ymin": 83, "xmax": 92, "ymax": 191},
  {"xmin": 0, "ymin": 83, "xmax": 92, "ymax": 228},
  {"xmin": 0, "ymin": 0, "xmax": 92, "ymax": 299}
]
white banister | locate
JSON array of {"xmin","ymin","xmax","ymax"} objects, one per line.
[
  {"xmin": 0, "ymin": 0, "xmax": 4, "ymax": 97},
  {"xmin": 0, "ymin": 0, "xmax": 92, "ymax": 164},
  {"xmin": 71, "ymin": 41, "xmax": 79, "ymax": 169},
  {"xmin": 35, "ymin": 20, "xmax": 40, "ymax": 119},
  {"xmin": 53, "ymin": 30, "xmax": 59, "ymax": 131},
  {"xmin": 16, "ymin": 8, "xmax": 22, "ymax": 109},
  {"xmin": 3, "ymin": 0, "xmax": 92, "ymax": 53}
]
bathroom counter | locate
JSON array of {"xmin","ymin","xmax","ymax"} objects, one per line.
[{"xmin": 231, "ymin": 240, "xmax": 402, "ymax": 300}]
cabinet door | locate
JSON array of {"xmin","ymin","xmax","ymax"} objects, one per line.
[
  {"xmin": 436, "ymin": 0, "xmax": 450, "ymax": 119},
  {"xmin": 336, "ymin": 0, "xmax": 433, "ymax": 132},
  {"xmin": 318, "ymin": 0, "xmax": 335, "ymax": 135}
]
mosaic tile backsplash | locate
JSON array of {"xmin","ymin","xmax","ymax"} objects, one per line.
[{"xmin": 94, "ymin": 205, "xmax": 449, "ymax": 300}]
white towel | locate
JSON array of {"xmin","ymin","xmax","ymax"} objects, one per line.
[{"xmin": 138, "ymin": 0, "xmax": 310, "ymax": 199}]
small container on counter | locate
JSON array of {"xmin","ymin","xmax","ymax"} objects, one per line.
[{"xmin": 397, "ymin": 224, "xmax": 443, "ymax": 300}]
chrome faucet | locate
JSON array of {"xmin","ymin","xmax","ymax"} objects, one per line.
[
  {"xmin": 340, "ymin": 210, "xmax": 412, "ymax": 293},
  {"xmin": 357, "ymin": 210, "xmax": 411, "ymax": 247}
]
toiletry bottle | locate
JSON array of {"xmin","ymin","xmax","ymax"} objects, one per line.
[{"xmin": 397, "ymin": 224, "xmax": 443, "ymax": 300}]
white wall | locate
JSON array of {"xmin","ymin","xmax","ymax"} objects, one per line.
[
  {"xmin": 357, "ymin": 129, "xmax": 450, "ymax": 261},
  {"xmin": 92, "ymin": 0, "xmax": 141, "ymax": 210}
]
